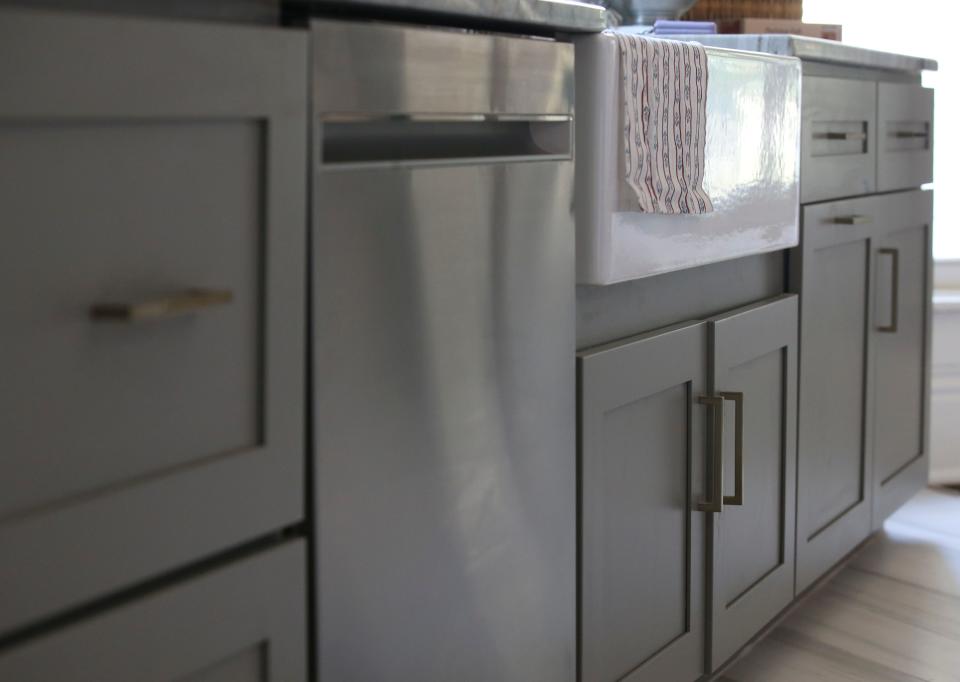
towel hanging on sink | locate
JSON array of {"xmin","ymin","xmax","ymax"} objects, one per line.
[{"xmin": 615, "ymin": 33, "xmax": 714, "ymax": 214}]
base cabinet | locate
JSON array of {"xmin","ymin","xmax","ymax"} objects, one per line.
[
  {"xmin": 578, "ymin": 294, "xmax": 798, "ymax": 681},
  {"xmin": 871, "ymin": 192, "xmax": 933, "ymax": 523},
  {"xmin": 708, "ymin": 297, "xmax": 798, "ymax": 668},
  {"xmin": 0, "ymin": 8, "xmax": 307, "ymax": 635},
  {"xmin": 793, "ymin": 189, "xmax": 932, "ymax": 592},
  {"xmin": 0, "ymin": 542, "xmax": 307, "ymax": 682}
]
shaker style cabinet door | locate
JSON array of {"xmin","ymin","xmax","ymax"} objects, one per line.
[
  {"xmin": 872, "ymin": 190, "xmax": 933, "ymax": 523},
  {"xmin": 706, "ymin": 295, "xmax": 798, "ymax": 670},
  {"xmin": 578, "ymin": 323, "xmax": 708, "ymax": 682},
  {"xmin": 792, "ymin": 196, "xmax": 879, "ymax": 593},
  {"xmin": 0, "ymin": 541, "xmax": 307, "ymax": 682},
  {"xmin": 0, "ymin": 10, "xmax": 307, "ymax": 634}
]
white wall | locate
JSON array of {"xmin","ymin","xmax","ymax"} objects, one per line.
[{"xmin": 931, "ymin": 261, "xmax": 960, "ymax": 484}]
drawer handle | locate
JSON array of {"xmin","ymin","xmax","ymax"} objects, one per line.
[
  {"xmin": 892, "ymin": 131, "xmax": 928, "ymax": 139},
  {"xmin": 877, "ymin": 248, "xmax": 899, "ymax": 333},
  {"xmin": 697, "ymin": 395, "xmax": 724, "ymax": 513},
  {"xmin": 720, "ymin": 392, "xmax": 744, "ymax": 506},
  {"xmin": 813, "ymin": 131, "xmax": 867, "ymax": 141},
  {"xmin": 830, "ymin": 215, "xmax": 873, "ymax": 225},
  {"xmin": 90, "ymin": 288, "xmax": 234, "ymax": 321}
]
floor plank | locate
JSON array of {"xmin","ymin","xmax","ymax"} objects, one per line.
[{"xmin": 722, "ymin": 488, "xmax": 960, "ymax": 682}]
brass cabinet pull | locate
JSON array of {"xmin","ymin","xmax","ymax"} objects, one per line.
[
  {"xmin": 813, "ymin": 131, "xmax": 867, "ymax": 141},
  {"xmin": 720, "ymin": 392, "xmax": 744, "ymax": 506},
  {"xmin": 892, "ymin": 130, "xmax": 928, "ymax": 139},
  {"xmin": 697, "ymin": 395, "xmax": 724, "ymax": 513},
  {"xmin": 90, "ymin": 288, "xmax": 234, "ymax": 321},
  {"xmin": 877, "ymin": 248, "xmax": 899, "ymax": 333},
  {"xmin": 830, "ymin": 215, "xmax": 873, "ymax": 225}
]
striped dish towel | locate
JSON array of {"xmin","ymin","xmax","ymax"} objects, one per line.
[{"xmin": 615, "ymin": 33, "xmax": 713, "ymax": 214}]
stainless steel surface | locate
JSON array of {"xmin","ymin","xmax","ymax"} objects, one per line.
[
  {"xmin": 601, "ymin": 0, "xmax": 696, "ymax": 24},
  {"xmin": 312, "ymin": 20, "xmax": 575, "ymax": 682},
  {"xmin": 303, "ymin": 0, "xmax": 607, "ymax": 32},
  {"xmin": 665, "ymin": 33, "xmax": 938, "ymax": 72},
  {"xmin": 312, "ymin": 19, "xmax": 574, "ymax": 117}
]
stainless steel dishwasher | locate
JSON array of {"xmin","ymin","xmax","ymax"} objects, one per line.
[{"xmin": 311, "ymin": 19, "xmax": 576, "ymax": 682}]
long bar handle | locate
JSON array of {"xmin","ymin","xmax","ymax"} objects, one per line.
[
  {"xmin": 813, "ymin": 131, "xmax": 867, "ymax": 141},
  {"xmin": 892, "ymin": 130, "xmax": 929, "ymax": 139},
  {"xmin": 877, "ymin": 248, "xmax": 899, "ymax": 333},
  {"xmin": 830, "ymin": 215, "xmax": 873, "ymax": 225},
  {"xmin": 697, "ymin": 395, "xmax": 724, "ymax": 513},
  {"xmin": 720, "ymin": 392, "xmax": 744, "ymax": 506},
  {"xmin": 90, "ymin": 288, "xmax": 233, "ymax": 322}
]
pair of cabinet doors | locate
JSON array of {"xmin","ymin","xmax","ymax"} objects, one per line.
[
  {"xmin": 793, "ymin": 189, "xmax": 932, "ymax": 593},
  {"xmin": 578, "ymin": 294, "xmax": 798, "ymax": 682}
]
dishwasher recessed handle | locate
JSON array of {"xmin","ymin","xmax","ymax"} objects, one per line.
[{"xmin": 320, "ymin": 117, "xmax": 572, "ymax": 166}]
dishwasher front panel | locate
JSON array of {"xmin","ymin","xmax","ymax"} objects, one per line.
[{"xmin": 313, "ymin": 158, "xmax": 576, "ymax": 681}]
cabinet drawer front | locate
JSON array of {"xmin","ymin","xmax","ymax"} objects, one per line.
[
  {"xmin": 579, "ymin": 323, "xmax": 707, "ymax": 682},
  {"xmin": 0, "ymin": 542, "xmax": 307, "ymax": 682},
  {"xmin": 0, "ymin": 10, "xmax": 306, "ymax": 635},
  {"xmin": 877, "ymin": 83, "xmax": 933, "ymax": 192},
  {"xmin": 801, "ymin": 77, "xmax": 877, "ymax": 203}
]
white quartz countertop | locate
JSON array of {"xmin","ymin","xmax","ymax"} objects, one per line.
[{"xmin": 664, "ymin": 34, "xmax": 937, "ymax": 72}]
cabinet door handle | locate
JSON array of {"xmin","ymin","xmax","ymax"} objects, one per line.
[
  {"xmin": 830, "ymin": 215, "xmax": 873, "ymax": 225},
  {"xmin": 697, "ymin": 395, "xmax": 724, "ymax": 513},
  {"xmin": 877, "ymin": 248, "xmax": 899, "ymax": 333},
  {"xmin": 892, "ymin": 130, "xmax": 928, "ymax": 139},
  {"xmin": 813, "ymin": 131, "xmax": 867, "ymax": 141},
  {"xmin": 720, "ymin": 392, "xmax": 744, "ymax": 506},
  {"xmin": 90, "ymin": 288, "xmax": 234, "ymax": 322}
]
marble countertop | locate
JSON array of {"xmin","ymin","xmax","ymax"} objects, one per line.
[
  {"xmin": 663, "ymin": 34, "xmax": 937, "ymax": 72},
  {"xmin": 298, "ymin": 0, "xmax": 608, "ymax": 32}
]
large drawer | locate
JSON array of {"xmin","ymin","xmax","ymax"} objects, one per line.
[
  {"xmin": 0, "ymin": 541, "xmax": 307, "ymax": 681},
  {"xmin": 877, "ymin": 82, "xmax": 934, "ymax": 192},
  {"xmin": 801, "ymin": 77, "xmax": 877, "ymax": 203},
  {"xmin": 0, "ymin": 10, "xmax": 306, "ymax": 634}
]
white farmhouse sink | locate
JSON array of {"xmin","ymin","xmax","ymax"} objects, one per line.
[{"xmin": 574, "ymin": 33, "xmax": 801, "ymax": 285}]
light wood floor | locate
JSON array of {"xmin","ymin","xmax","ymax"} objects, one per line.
[{"xmin": 721, "ymin": 487, "xmax": 960, "ymax": 682}]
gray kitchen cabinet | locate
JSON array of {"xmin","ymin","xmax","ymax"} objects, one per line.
[
  {"xmin": 0, "ymin": 9, "xmax": 307, "ymax": 634},
  {"xmin": 578, "ymin": 295, "xmax": 798, "ymax": 681},
  {"xmin": 579, "ymin": 322, "xmax": 708, "ymax": 682},
  {"xmin": 876, "ymin": 83, "xmax": 934, "ymax": 193},
  {"xmin": 707, "ymin": 295, "xmax": 797, "ymax": 669},
  {"xmin": 0, "ymin": 541, "xmax": 307, "ymax": 681},
  {"xmin": 871, "ymin": 190, "xmax": 933, "ymax": 523},
  {"xmin": 801, "ymin": 77, "xmax": 877, "ymax": 204},
  {"xmin": 792, "ymin": 190, "xmax": 933, "ymax": 592},
  {"xmin": 792, "ymin": 196, "xmax": 877, "ymax": 593}
]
